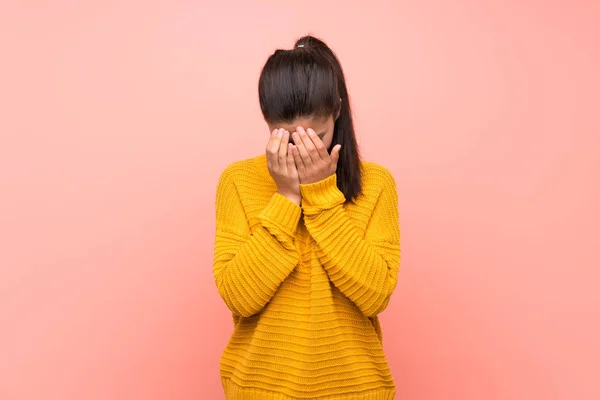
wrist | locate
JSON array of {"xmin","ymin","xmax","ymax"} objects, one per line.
[
  {"xmin": 277, "ymin": 190, "xmax": 301, "ymax": 206},
  {"xmin": 299, "ymin": 173, "xmax": 345, "ymax": 210}
]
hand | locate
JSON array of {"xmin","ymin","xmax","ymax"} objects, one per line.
[
  {"xmin": 291, "ymin": 127, "xmax": 342, "ymax": 184},
  {"xmin": 266, "ymin": 128, "xmax": 301, "ymax": 205}
]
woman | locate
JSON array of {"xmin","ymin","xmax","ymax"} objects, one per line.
[{"xmin": 213, "ymin": 35, "xmax": 400, "ymax": 399}]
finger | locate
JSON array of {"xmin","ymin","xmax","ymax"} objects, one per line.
[
  {"xmin": 287, "ymin": 143, "xmax": 296, "ymax": 173},
  {"xmin": 306, "ymin": 128, "xmax": 329, "ymax": 160},
  {"xmin": 291, "ymin": 145, "xmax": 305, "ymax": 177},
  {"xmin": 292, "ymin": 129, "xmax": 313, "ymax": 166},
  {"xmin": 296, "ymin": 127, "xmax": 318, "ymax": 162},
  {"xmin": 330, "ymin": 144, "xmax": 342, "ymax": 166},
  {"xmin": 266, "ymin": 128, "xmax": 277, "ymax": 152},
  {"xmin": 269, "ymin": 128, "xmax": 284, "ymax": 167},
  {"xmin": 278, "ymin": 130, "xmax": 289, "ymax": 163},
  {"xmin": 266, "ymin": 129, "xmax": 278, "ymax": 168}
]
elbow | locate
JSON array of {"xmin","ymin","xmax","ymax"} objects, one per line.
[
  {"xmin": 227, "ymin": 303, "xmax": 261, "ymax": 318},
  {"xmin": 360, "ymin": 293, "xmax": 392, "ymax": 317},
  {"xmin": 357, "ymin": 278, "xmax": 397, "ymax": 317},
  {"xmin": 361, "ymin": 266, "xmax": 399, "ymax": 317},
  {"xmin": 217, "ymin": 282, "xmax": 265, "ymax": 318}
]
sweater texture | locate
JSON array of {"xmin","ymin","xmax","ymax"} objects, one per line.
[{"xmin": 213, "ymin": 154, "xmax": 400, "ymax": 399}]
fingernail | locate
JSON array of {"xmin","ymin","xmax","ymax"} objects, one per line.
[{"xmin": 278, "ymin": 129, "xmax": 284, "ymax": 137}]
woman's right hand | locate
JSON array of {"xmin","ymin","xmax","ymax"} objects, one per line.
[{"xmin": 266, "ymin": 128, "xmax": 301, "ymax": 205}]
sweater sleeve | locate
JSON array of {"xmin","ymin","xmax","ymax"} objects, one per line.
[
  {"xmin": 300, "ymin": 169, "xmax": 400, "ymax": 317},
  {"xmin": 213, "ymin": 165, "xmax": 301, "ymax": 317}
]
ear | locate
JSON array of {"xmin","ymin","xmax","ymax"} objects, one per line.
[{"xmin": 335, "ymin": 98, "xmax": 342, "ymax": 120}]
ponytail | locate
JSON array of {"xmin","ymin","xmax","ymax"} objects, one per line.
[{"xmin": 259, "ymin": 35, "xmax": 363, "ymax": 201}]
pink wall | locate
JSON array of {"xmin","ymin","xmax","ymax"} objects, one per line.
[{"xmin": 1, "ymin": 1, "xmax": 599, "ymax": 399}]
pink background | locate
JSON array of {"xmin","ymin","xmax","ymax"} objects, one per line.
[{"xmin": 1, "ymin": 1, "xmax": 599, "ymax": 399}]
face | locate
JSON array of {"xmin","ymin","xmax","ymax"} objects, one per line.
[{"xmin": 267, "ymin": 116, "xmax": 336, "ymax": 151}]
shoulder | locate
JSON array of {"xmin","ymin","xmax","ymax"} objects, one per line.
[
  {"xmin": 360, "ymin": 160, "xmax": 397, "ymax": 191},
  {"xmin": 357, "ymin": 161, "xmax": 399, "ymax": 213},
  {"xmin": 217, "ymin": 154, "xmax": 268, "ymax": 187}
]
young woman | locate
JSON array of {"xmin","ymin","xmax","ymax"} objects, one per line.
[{"xmin": 213, "ymin": 35, "xmax": 400, "ymax": 399}]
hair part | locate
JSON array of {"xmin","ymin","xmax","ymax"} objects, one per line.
[{"xmin": 258, "ymin": 35, "xmax": 363, "ymax": 202}]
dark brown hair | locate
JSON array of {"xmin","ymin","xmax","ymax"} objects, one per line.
[{"xmin": 258, "ymin": 35, "xmax": 363, "ymax": 202}]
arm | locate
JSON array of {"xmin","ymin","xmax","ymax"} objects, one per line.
[
  {"xmin": 300, "ymin": 168, "xmax": 400, "ymax": 317},
  {"xmin": 213, "ymin": 164, "xmax": 301, "ymax": 317}
]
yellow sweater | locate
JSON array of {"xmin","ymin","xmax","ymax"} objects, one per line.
[{"xmin": 213, "ymin": 154, "xmax": 400, "ymax": 399}]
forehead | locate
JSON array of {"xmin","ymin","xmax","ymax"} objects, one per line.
[{"xmin": 273, "ymin": 116, "xmax": 333, "ymax": 133}]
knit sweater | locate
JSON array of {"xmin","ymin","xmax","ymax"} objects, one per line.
[{"xmin": 213, "ymin": 153, "xmax": 400, "ymax": 400}]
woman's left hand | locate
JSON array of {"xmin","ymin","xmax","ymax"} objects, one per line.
[{"xmin": 291, "ymin": 127, "xmax": 342, "ymax": 184}]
